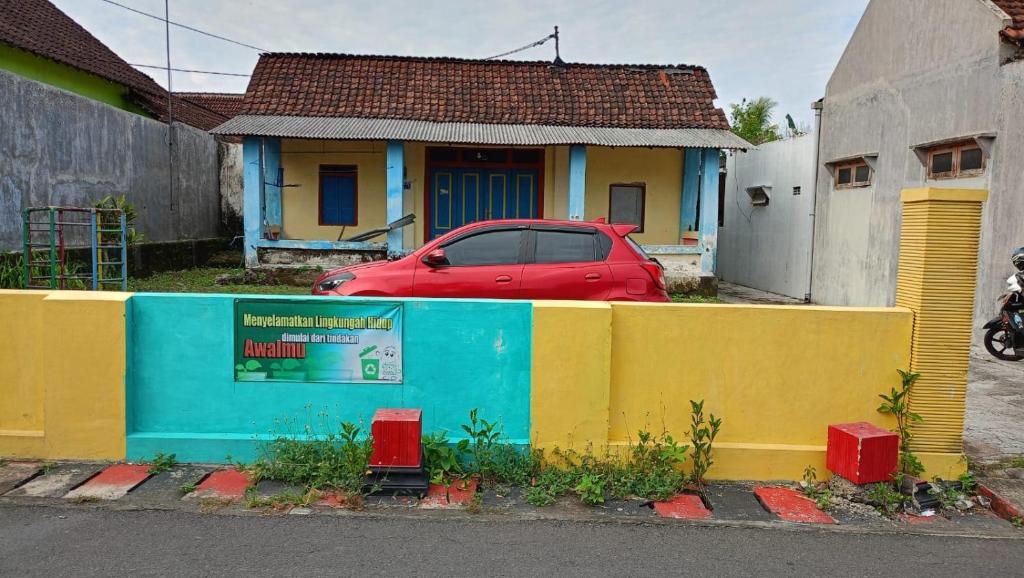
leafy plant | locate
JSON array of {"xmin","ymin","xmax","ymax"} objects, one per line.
[
  {"xmin": 422, "ymin": 431, "xmax": 464, "ymax": 486},
  {"xmin": 608, "ymin": 430, "xmax": 689, "ymax": 501},
  {"xmin": 93, "ymin": 194, "xmax": 144, "ymax": 247},
  {"xmin": 147, "ymin": 453, "xmax": 178, "ymax": 475},
  {"xmin": 462, "ymin": 408, "xmax": 501, "ymax": 477},
  {"xmin": 729, "ymin": 97, "xmax": 782, "ymax": 145},
  {"xmin": 801, "ymin": 466, "xmax": 832, "ymax": 510},
  {"xmin": 867, "ymin": 481, "xmax": 908, "ymax": 515},
  {"xmin": 250, "ymin": 418, "xmax": 373, "ymax": 495},
  {"xmin": 958, "ymin": 471, "xmax": 977, "ymax": 494},
  {"xmin": 179, "ymin": 482, "xmax": 198, "ymax": 496},
  {"xmin": 689, "ymin": 399, "xmax": 722, "ymax": 486},
  {"xmin": 878, "ymin": 369, "xmax": 925, "ymax": 477},
  {"xmin": 574, "ymin": 473, "xmax": 606, "ymax": 506},
  {"xmin": 0, "ymin": 254, "xmax": 23, "ymax": 289}
]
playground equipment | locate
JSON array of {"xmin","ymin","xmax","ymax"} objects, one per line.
[{"xmin": 22, "ymin": 207, "xmax": 127, "ymax": 291}]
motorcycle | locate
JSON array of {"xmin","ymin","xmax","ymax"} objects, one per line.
[{"xmin": 983, "ymin": 272, "xmax": 1024, "ymax": 361}]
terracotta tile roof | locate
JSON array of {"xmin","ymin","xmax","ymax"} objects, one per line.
[
  {"xmin": 174, "ymin": 92, "xmax": 246, "ymax": 118},
  {"xmin": 993, "ymin": 0, "xmax": 1024, "ymax": 29},
  {"xmin": 0, "ymin": 0, "xmax": 226, "ymax": 131},
  {"xmin": 242, "ymin": 53, "xmax": 730, "ymax": 131}
]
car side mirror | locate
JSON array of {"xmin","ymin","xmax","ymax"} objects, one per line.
[{"xmin": 422, "ymin": 248, "xmax": 448, "ymax": 267}]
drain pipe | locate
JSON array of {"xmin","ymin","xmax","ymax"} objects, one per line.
[{"xmin": 805, "ymin": 99, "xmax": 824, "ymax": 303}]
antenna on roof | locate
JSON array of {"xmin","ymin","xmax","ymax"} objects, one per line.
[{"xmin": 553, "ymin": 26, "xmax": 564, "ymax": 66}]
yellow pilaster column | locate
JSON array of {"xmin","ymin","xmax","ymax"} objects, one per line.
[{"xmin": 895, "ymin": 188, "xmax": 987, "ymax": 477}]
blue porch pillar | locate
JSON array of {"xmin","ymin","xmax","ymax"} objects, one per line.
[
  {"xmin": 242, "ymin": 136, "xmax": 282, "ymax": 267},
  {"xmin": 263, "ymin": 137, "xmax": 282, "ymax": 232},
  {"xmin": 386, "ymin": 140, "xmax": 404, "ymax": 256},
  {"xmin": 699, "ymin": 148, "xmax": 721, "ymax": 274},
  {"xmin": 242, "ymin": 137, "xmax": 262, "ymax": 267},
  {"xmin": 568, "ymin": 145, "xmax": 587, "ymax": 221},
  {"xmin": 679, "ymin": 148, "xmax": 701, "ymax": 238}
]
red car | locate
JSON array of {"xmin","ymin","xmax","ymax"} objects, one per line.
[{"xmin": 311, "ymin": 219, "xmax": 669, "ymax": 302}]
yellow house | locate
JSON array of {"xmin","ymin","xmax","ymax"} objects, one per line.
[{"xmin": 213, "ymin": 53, "xmax": 748, "ymax": 273}]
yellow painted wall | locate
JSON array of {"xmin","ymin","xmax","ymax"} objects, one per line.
[
  {"xmin": 583, "ymin": 147, "xmax": 684, "ymax": 245},
  {"xmin": 0, "ymin": 291, "xmax": 128, "ymax": 460},
  {"xmin": 279, "ymin": 139, "xmax": 389, "ymax": 242},
  {"xmin": 531, "ymin": 301, "xmax": 917, "ymax": 480},
  {"xmin": 279, "ymin": 140, "xmax": 683, "ymax": 248},
  {"xmin": 531, "ymin": 301, "xmax": 612, "ymax": 455},
  {"xmin": 0, "ymin": 291, "xmax": 48, "ymax": 457}
]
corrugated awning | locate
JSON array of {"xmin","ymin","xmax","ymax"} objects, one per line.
[{"xmin": 211, "ymin": 115, "xmax": 751, "ymax": 150}]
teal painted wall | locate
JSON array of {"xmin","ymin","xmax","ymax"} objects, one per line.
[{"xmin": 126, "ymin": 294, "xmax": 532, "ymax": 463}]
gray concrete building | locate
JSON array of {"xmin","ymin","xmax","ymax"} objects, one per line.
[{"xmin": 812, "ymin": 0, "xmax": 1024, "ymax": 330}]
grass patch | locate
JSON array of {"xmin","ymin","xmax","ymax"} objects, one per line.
[
  {"xmin": 670, "ymin": 294, "xmax": 723, "ymax": 303},
  {"xmin": 128, "ymin": 267, "xmax": 309, "ymax": 295}
]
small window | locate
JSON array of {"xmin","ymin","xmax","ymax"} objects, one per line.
[
  {"xmin": 442, "ymin": 229, "xmax": 522, "ymax": 266},
  {"xmin": 609, "ymin": 184, "xmax": 645, "ymax": 232},
  {"xmin": 834, "ymin": 160, "xmax": 871, "ymax": 189},
  {"xmin": 928, "ymin": 142, "xmax": 985, "ymax": 179},
  {"xmin": 534, "ymin": 230, "xmax": 598, "ymax": 264},
  {"xmin": 319, "ymin": 165, "xmax": 357, "ymax": 226}
]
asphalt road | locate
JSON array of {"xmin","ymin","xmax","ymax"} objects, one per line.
[{"xmin": 1, "ymin": 505, "xmax": 1022, "ymax": 577}]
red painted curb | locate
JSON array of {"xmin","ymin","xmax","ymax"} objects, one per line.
[
  {"xmin": 191, "ymin": 468, "xmax": 251, "ymax": 500},
  {"xmin": 978, "ymin": 484, "xmax": 1022, "ymax": 522},
  {"xmin": 64, "ymin": 464, "xmax": 151, "ymax": 500},
  {"xmin": 653, "ymin": 494, "xmax": 712, "ymax": 519},
  {"xmin": 754, "ymin": 486, "xmax": 835, "ymax": 524},
  {"xmin": 420, "ymin": 479, "xmax": 478, "ymax": 509}
]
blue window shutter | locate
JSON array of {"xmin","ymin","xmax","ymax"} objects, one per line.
[{"xmin": 321, "ymin": 173, "xmax": 357, "ymax": 225}]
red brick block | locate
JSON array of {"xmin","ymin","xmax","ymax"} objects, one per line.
[
  {"xmin": 653, "ymin": 494, "xmax": 712, "ymax": 519},
  {"xmin": 64, "ymin": 464, "xmax": 151, "ymax": 500},
  {"xmin": 371, "ymin": 408, "xmax": 422, "ymax": 469},
  {"xmin": 190, "ymin": 468, "xmax": 251, "ymax": 500},
  {"xmin": 827, "ymin": 422, "xmax": 898, "ymax": 484},
  {"xmin": 419, "ymin": 479, "xmax": 477, "ymax": 509},
  {"xmin": 754, "ymin": 486, "xmax": 835, "ymax": 524}
]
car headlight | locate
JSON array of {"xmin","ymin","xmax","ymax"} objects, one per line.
[{"xmin": 317, "ymin": 272, "xmax": 355, "ymax": 292}]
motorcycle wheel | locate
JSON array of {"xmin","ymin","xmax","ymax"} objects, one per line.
[{"xmin": 984, "ymin": 326, "xmax": 1024, "ymax": 361}]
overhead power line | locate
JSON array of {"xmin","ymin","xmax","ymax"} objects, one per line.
[
  {"xmin": 485, "ymin": 28, "xmax": 558, "ymax": 60},
  {"xmin": 97, "ymin": 0, "xmax": 269, "ymax": 52},
  {"xmin": 129, "ymin": 63, "xmax": 251, "ymax": 77}
]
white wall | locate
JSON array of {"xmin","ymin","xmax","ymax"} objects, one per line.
[{"xmin": 719, "ymin": 134, "xmax": 817, "ymax": 299}]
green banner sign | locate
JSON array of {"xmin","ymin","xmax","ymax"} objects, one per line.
[{"xmin": 233, "ymin": 299, "xmax": 403, "ymax": 383}]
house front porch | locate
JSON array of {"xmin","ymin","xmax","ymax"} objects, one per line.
[{"xmin": 242, "ymin": 136, "xmax": 723, "ymax": 279}]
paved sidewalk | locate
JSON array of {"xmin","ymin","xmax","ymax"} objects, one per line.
[
  {"xmin": 965, "ymin": 347, "xmax": 1024, "ymax": 462},
  {"xmin": 0, "ymin": 461, "xmax": 1017, "ymax": 538},
  {"xmin": 717, "ymin": 282, "xmax": 806, "ymax": 305}
]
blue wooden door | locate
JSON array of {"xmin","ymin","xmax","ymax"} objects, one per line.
[{"xmin": 430, "ymin": 168, "xmax": 538, "ymax": 239}]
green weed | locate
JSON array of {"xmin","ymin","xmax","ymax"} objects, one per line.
[
  {"xmin": 147, "ymin": 453, "xmax": 178, "ymax": 475},
  {"xmin": 574, "ymin": 472, "xmax": 606, "ymax": 505},
  {"xmin": 688, "ymin": 399, "xmax": 721, "ymax": 486},
  {"xmin": 179, "ymin": 482, "xmax": 198, "ymax": 496},
  {"xmin": 878, "ymin": 369, "xmax": 925, "ymax": 477},
  {"xmin": 250, "ymin": 418, "xmax": 373, "ymax": 494},
  {"xmin": 801, "ymin": 466, "xmax": 833, "ymax": 510},
  {"xmin": 867, "ymin": 481, "xmax": 908, "ymax": 516}
]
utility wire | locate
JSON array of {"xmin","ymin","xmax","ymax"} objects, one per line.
[
  {"xmin": 96, "ymin": 0, "xmax": 269, "ymax": 52},
  {"xmin": 485, "ymin": 31, "xmax": 556, "ymax": 60},
  {"xmin": 129, "ymin": 63, "xmax": 251, "ymax": 77}
]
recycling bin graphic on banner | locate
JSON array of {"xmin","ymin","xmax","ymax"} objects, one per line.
[{"xmin": 233, "ymin": 299, "xmax": 403, "ymax": 383}]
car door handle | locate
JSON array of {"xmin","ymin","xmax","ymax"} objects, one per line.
[
  {"xmin": 495, "ymin": 275, "xmax": 513, "ymax": 283},
  {"xmin": 585, "ymin": 273, "xmax": 601, "ymax": 281}
]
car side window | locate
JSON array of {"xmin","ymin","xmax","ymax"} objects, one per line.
[
  {"xmin": 442, "ymin": 229, "xmax": 523, "ymax": 266},
  {"xmin": 534, "ymin": 230, "xmax": 598, "ymax": 264}
]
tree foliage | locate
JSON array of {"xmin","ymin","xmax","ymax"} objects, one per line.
[{"xmin": 729, "ymin": 97, "xmax": 783, "ymax": 146}]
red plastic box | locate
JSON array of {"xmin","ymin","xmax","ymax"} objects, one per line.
[
  {"xmin": 826, "ymin": 422, "xmax": 898, "ymax": 484},
  {"xmin": 370, "ymin": 408, "xmax": 422, "ymax": 469}
]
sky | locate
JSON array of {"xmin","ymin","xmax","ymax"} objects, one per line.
[{"xmin": 51, "ymin": 0, "xmax": 869, "ymax": 126}]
